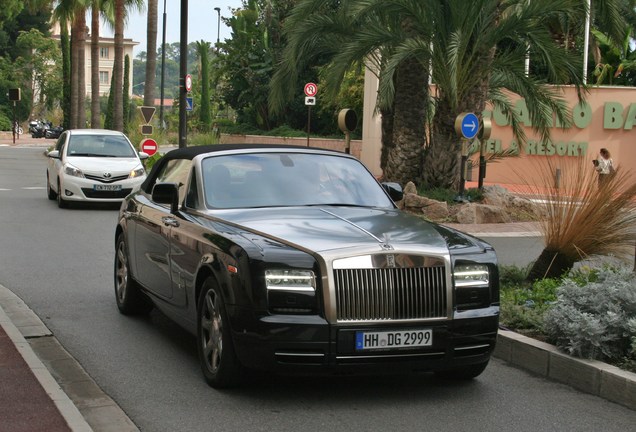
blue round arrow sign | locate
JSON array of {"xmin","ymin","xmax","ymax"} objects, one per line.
[{"xmin": 460, "ymin": 113, "xmax": 479, "ymax": 139}]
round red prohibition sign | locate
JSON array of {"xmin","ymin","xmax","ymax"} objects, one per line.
[
  {"xmin": 141, "ymin": 138, "xmax": 158, "ymax": 156},
  {"xmin": 185, "ymin": 74, "xmax": 193, "ymax": 93},
  {"xmin": 304, "ymin": 82, "xmax": 318, "ymax": 97}
]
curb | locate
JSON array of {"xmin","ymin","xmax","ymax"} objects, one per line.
[
  {"xmin": 0, "ymin": 284, "xmax": 138, "ymax": 432},
  {"xmin": 494, "ymin": 329, "xmax": 636, "ymax": 410},
  {"xmin": 0, "ymin": 295, "xmax": 92, "ymax": 431}
]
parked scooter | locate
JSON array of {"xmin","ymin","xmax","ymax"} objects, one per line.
[{"xmin": 29, "ymin": 120, "xmax": 51, "ymax": 138}]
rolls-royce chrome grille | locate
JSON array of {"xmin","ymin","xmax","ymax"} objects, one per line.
[{"xmin": 333, "ymin": 266, "xmax": 447, "ymax": 322}]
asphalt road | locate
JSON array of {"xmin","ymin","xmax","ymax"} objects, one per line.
[{"xmin": 1, "ymin": 144, "xmax": 635, "ymax": 432}]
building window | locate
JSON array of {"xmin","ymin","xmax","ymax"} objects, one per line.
[
  {"xmin": 100, "ymin": 47, "xmax": 109, "ymax": 58},
  {"xmin": 99, "ymin": 71, "xmax": 109, "ymax": 84}
]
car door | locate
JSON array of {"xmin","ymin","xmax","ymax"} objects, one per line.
[{"xmin": 133, "ymin": 158, "xmax": 192, "ymax": 300}]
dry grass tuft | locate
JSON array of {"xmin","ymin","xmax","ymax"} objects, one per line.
[{"xmin": 521, "ymin": 157, "xmax": 636, "ymax": 280}]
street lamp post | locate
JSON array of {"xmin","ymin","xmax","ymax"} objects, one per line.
[{"xmin": 214, "ymin": 7, "xmax": 221, "ymax": 53}]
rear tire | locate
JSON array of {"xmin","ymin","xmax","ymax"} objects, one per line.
[
  {"xmin": 114, "ymin": 233, "xmax": 152, "ymax": 315},
  {"xmin": 435, "ymin": 361, "xmax": 490, "ymax": 380},
  {"xmin": 197, "ymin": 278, "xmax": 242, "ymax": 388}
]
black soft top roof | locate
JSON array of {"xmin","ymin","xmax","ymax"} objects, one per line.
[{"xmin": 141, "ymin": 143, "xmax": 342, "ymax": 192}]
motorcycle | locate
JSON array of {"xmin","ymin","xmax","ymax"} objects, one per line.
[
  {"xmin": 29, "ymin": 120, "xmax": 49, "ymax": 138},
  {"xmin": 45, "ymin": 125, "xmax": 64, "ymax": 139}
]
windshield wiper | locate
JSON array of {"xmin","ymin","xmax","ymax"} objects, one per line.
[{"xmin": 69, "ymin": 153, "xmax": 108, "ymax": 157}]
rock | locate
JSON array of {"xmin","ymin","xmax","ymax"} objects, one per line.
[
  {"xmin": 421, "ymin": 200, "xmax": 449, "ymax": 220},
  {"xmin": 455, "ymin": 203, "xmax": 511, "ymax": 224},
  {"xmin": 403, "ymin": 181, "xmax": 418, "ymax": 195}
]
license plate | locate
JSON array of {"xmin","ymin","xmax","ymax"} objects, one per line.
[
  {"xmin": 355, "ymin": 329, "xmax": 433, "ymax": 351},
  {"xmin": 94, "ymin": 184, "xmax": 122, "ymax": 191}
]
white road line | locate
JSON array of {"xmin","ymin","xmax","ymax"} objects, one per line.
[{"xmin": 22, "ymin": 187, "xmax": 45, "ymax": 190}]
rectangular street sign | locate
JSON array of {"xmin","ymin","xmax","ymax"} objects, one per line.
[
  {"xmin": 186, "ymin": 97, "xmax": 193, "ymax": 111},
  {"xmin": 140, "ymin": 124, "xmax": 153, "ymax": 135},
  {"xmin": 305, "ymin": 97, "xmax": 316, "ymax": 106}
]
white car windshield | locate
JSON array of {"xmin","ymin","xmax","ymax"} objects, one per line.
[
  {"xmin": 201, "ymin": 152, "xmax": 394, "ymax": 209},
  {"xmin": 67, "ymin": 135, "xmax": 136, "ymax": 158}
]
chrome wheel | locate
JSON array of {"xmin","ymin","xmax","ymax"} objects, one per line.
[
  {"xmin": 200, "ymin": 289, "xmax": 223, "ymax": 375},
  {"xmin": 114, "ymin": 233, "xmax": 152, "ymax": 315},
  {"xmin": 115, "ymin": 239, "xmax": 128, "ymax": 304},
  {"xmin": 197, "ymin": 279, "xmax": 241, "ymax": 388}
]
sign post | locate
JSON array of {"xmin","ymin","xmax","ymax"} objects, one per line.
[
  {"xmin": 478, "ymin": 117, "xmax": 492, "ymax": 189},
  {"xmin": 304, "ymin": 83, "xmax": 318, "ymax": 146},
  {"xmin": 454, "ymin": 112, "xmax": 480, "ymax": 200}
]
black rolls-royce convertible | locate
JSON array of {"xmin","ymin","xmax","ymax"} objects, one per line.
[{"xmin": 114, "ymin": 144, "xmax": 499, "ymax": 388}]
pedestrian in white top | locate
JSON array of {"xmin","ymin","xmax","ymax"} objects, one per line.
[{"xmin": 593, "ymin": 148, "xmax": 614, "ymax": 187}]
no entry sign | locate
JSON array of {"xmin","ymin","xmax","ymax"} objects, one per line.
[{"xmin": 140, "ymin": 138, "xmax": 158, "ymax": 156}]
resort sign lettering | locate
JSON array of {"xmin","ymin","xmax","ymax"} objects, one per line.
[{"xmin": 480, "ymin": 99, "xmax": 636, "ymax": 156}]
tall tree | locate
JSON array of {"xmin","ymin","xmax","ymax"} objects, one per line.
[
  {"xmin": 113, "ymin": 0, "xmax": 124, "ymax": 131},
  {"xmin": 271, "ymin": 0, "xmax": 592, "ymax": 188},
  {"xmin": 196, "ymin": 41, "xmax": 212, "ymax": 131},
  {"xmin": 144, "ymin": 0, "xmax": 158, "ymax": 107},
  {"xmin": 61, "ymin": 21, "xmax": 71, "ymax": 129}
]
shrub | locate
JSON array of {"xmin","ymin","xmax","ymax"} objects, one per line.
[
  {"xmin": 500, "ymin": 270, "xmax": 559, "ymax": 335},
  {"xmin": 0, "ymin": 113, "xmax": 10, "ymax": 131},
  {"xmin": 543, "ymin": 266, "xmax": 636, "ymax": 363}
]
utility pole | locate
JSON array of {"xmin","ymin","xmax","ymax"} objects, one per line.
[
  {"xmin": 159, "ymin": 0, "xmax": 167, "ymax": 130},
  {"xmin": 179, "ymin": 0, "xmax": 188, "ymax": 148}
]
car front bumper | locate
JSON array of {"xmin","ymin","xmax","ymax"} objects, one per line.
[
  {"xmin": 59, "ymin": 176, "xmax": 146, "ymax": 202},
  {"xmin": 230, "ymin": 307, "xmax": 499, "ymax": 374}
]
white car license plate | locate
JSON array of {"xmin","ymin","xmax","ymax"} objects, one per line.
[
  {"xmin": 94, "ymin": 184, "xmax": 122, "ymax": 191},
  {"xmin": 355, "ymin": 329, "xmax": 432, "ymax": 350}
]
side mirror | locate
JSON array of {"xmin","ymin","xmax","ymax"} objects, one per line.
[
  {"xmin": 138, "ymin": 151, "xmax": 149, "ymax": 161},
  {"xmin": 152, "ymin": 182, "xmax": 179, "ymax": 213},
  {"xmin": 47, "ymin": 150, "xmax": 60, "ymax": 159},
  {"xmin": 381, "ymin": 182, "xmax": 404, "ymax": 202}
]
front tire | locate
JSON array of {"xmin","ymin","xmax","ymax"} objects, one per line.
[
  {"xmin": 114, "ymin": 233, "xmax": 152, "ymax": 315},
  {"xmin": 46, "ymin": 171, "xmax": 57, "ymax": 200},
  {"xmin": 56, "ymin": 179, "xmax": 68, "ymax": 208},
  {"xmin": 197, "ymin": 278, "xmax": 242, "ymax": 388}
]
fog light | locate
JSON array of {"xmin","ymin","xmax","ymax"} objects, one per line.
[{"xmin": 65, "ymin": 190, "xmax": 74, "ymax": 197}]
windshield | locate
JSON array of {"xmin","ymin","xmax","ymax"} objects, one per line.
[
  {"xmin": 201, "ymin": 152, "xmax": 394, "ymax": 209},
  {"xmin": 67, "ymin": 135, "xmax": 136, "ymax": 158}
]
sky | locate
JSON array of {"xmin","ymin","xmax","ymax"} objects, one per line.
[{"xmin": 100, "ymin": 1, "xmax": 242, "ymax": 58}]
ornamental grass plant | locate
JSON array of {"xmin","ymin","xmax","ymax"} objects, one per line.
[{"xmin": 522, "ymin": 157, "xmax": 636, "ymax": 281}]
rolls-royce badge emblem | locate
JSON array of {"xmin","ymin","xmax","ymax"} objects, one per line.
[
  {"xmin": 103, "ymin": 172, "xmax": 112, "ymax": 178},
  {"xmin": 386, "ymin": 254, "xmax": 396, "ymax": 268}
]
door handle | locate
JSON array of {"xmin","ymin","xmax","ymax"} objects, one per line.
[{"xmin": 161, "ymin": 216, "xmax": 180, "ymax": 227}]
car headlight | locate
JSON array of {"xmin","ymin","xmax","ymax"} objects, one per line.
[
  {"xmin": 64, "ymin": 164, "xmax": 84, "ymax": 178},
  {"xmin": 453, "ymin": 263, "xmax": 491, "ymax": 310},
  {"xmin": 265, "ymin": 269, "xmax": 316, "ymax": 291},
  {"xmin": 129, "ymin": 166, "xmax": 145, "ymax": 178},
  {"xmin": 265, "ymin": 270, "xmax": 317, "ymax": 314}
]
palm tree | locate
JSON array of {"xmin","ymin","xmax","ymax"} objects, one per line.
[
  {"xmin": 90, "ymin": 0, "xmax": 103, "ymax": 128},
  {"xmin": 110, "ymin": 0, "xmax": 143, "ymax": 131},
  {"xmin": 53, "ymin": 0, "xmax": 89, "ymax": 129},
  {"xmin": 271, "ymin": 0, "xmax": 592, "ymax": 188},
  {"xmin": 144, "ymin": 0, "xmax": 157, "ymax": 108}
]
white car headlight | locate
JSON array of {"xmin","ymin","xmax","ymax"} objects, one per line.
[
  {"xmin": 454, "ymin": 264, "xmax": 489, "ymax": 288},
  {"xmin": 265, "ymin": 269, "xmax": 316, "ymax": 292},
  {"xmin": 64, "ymin": 164, "xmax": 84, "ymax": 178},
  {"xmin": 129, "ymin": 166, "xmax": 146, "ymax": 178}
]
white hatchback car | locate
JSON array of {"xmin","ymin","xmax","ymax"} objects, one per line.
[{"xmin": 46, "ymin": 129, "xmax": 148, "ymax": 208}]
